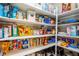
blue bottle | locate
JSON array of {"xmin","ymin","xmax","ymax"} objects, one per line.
[
  {"xmin": 12, "ymin": 6, "xmax": 19, "ymax": 18},
  {"xmin": 3, "ymin": 4, "xmax": 10, "ymax": 17},
  {"xmin": 44, "ymin": 16, "xmax": 50, "ymax": 24},
  {"xmin": 0, "ymin": 4, "xmax": 4, "ymax": 16}
]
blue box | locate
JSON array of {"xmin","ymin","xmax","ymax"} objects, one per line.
[{"xmin": 70, "ymin": 26, "xmax": 77, "ymax": 36}]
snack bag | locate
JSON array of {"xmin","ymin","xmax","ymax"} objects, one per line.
[
  {"xmin": 1, "ymin": 41, "xmax": 10, "ymax": 55},
  {"xmin": 18, "ymin": 25, "xmax": 25, "ymax": 36},
  {"xmin": 17, "ymin": 40, "xmax": 22, "ymax": 49},
  {"xmin": 13, "ymin": 40, "xmax": 18, "ymax": 50}
]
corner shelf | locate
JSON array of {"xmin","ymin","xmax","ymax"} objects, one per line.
[
  {"xmin": 12, "ymin": 3, "xmax": 55, "ymax": 18},
  {"xmin": 5, "ymin": 43, "xmax": 55, "ymax": 56},
  {"xmin": 0, "ymin": 34, "xmax": 55, "ymax": 41},
  {"xmin": 58, "ymin": 41, "xmax": 79, "ymax": 53},
  {"xmin": 58, "ymin": 22, "xmax": 79, "ymax": 26},
  {"xmin": 58, "ymin": 8, "xmax": 79, "ymax": 19},
  {"xmin": 58, "ymin": 35, "xmax": 79, "ymax": 38},
  {"xmin": 0, "ymin": 16, "xmax": 55, "ymax": 27}
]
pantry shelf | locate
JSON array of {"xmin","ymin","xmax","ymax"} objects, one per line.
[
  {"xmin": 0, "ymin": 16, "xmax": 55, "ymax": 27},
  {"xmin": 58, "ymin": 41, "xmax": 79, "ymax": 53},
  {"xmin": 0, "ymin": 34, "xmax": 55, "ymax": 41},
  {"xmin": 5, "ymin": 43, "xmax": 55, "ymax": 56},
  {"xmin": 12, "ymin": 3, "xmax": 55, "ymax": 18},
  {"xmin": 58, "ymin": 8, "xmax": 79, "ymax": 19},
  {"xmin": 57, "ymin": 35, "xmax": 79, "ymax": 38},
  {"xmin": 58, "ymin": 22, "xmax": 79, "ymax": 26}
]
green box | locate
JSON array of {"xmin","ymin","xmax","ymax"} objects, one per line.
[{"xmin": 12, "ymin": 24, "xmax": 18, "ymax": 37}]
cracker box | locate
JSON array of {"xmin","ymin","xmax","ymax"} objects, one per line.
[
  {"xmin": 8, "ymin": 25, "xmax": 12, "ymax": 37},
  {"xmin": 56, "ymin": 3, "xmax": 76, "ymax": 14},
  {"xmin": 3, "ymin": 26, "xmax": 9, "ymax": 38},
  {"xmin": 0, "ymin": 24, "xmax": 4, "ymax": 38},
  {"xmin": 12, "ymin": 24, "xmax": 18, "ymax": 37}
]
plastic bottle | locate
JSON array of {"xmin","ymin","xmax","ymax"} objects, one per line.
[
  {"xmin": 3, "ymin": 3, "xmax": 10, "ymax": 17},
  {"xmin": 12, "ymin": 6, "xmax": 19, "ymax": 18},
  {"xmin": 0, "ymin": 4, "xmax": 4, "ymax": 16}
]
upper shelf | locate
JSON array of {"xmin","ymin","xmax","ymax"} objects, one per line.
[
  {"xmin": 0, "ymin": 16, "xmax": 55, "ymax": 27},
  {"xmin": 11, "ymin": 3, "xmax": 79, "ymax": 19},
  {"xmin": 58, "ymin": 8, "xmax": 79, "ymax": 19},
  {"xmin": 12, "ymin": 3, "xmax": 56, "ymax": 18}
]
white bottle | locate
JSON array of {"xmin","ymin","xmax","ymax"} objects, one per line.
[{"xmin": 27, "ymin": 11, "xmax": 36, "ymax": 22}]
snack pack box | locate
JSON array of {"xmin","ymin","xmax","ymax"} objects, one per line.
[
  {"xmin": 22, "ymin": 39, "xmax": 28, "ymax": 49},
  {"xmin": 8, "ymin": 25, "xmax": 12, "ymax": 37},
  {"xmin": 67, "ymin": 26, "xmax": 71, "ymax": 36},
  {"xmin": 3, "ymin": 26, "xmax": 9, "ymax": 38},
  {"xmin": 70, "ymin": 26, "xmax": 77, "ymax": 36},
  {"xmin": 1, "ymin": 24, "xmax": 12, "ymax": 38},
  {"xmin": 3, "ymin": 25, "xmax": 12, "ymax": 38},
  {"xmin": 0, "ymin": 24, "xmax": 4, "ymax": 39},
  {"xmin": 12, "ymin": 24, "xmax": 18, "ymax": 37}
]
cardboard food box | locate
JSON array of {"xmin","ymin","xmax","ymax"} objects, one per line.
[
  {"xmin": 27, "ymin": 10, "xmax": 36, "ymax": 22},
  {"xmin": 56, "ymin": 3, "xmax": 77, "ymax": 14}
]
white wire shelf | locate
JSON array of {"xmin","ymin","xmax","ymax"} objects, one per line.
[
  {"xmin": 58, "ymin": 8, "xmax": 79, "ymax": 19},
  {"xmin": 0, "ymin": 16, "xmax": 55, "ymax": 27},
  {"xmin": 58, "ymin": 41, "xmax": 79, "ymax": 53},
  {"xmin": 12, "ymin": 3, "xmax": 55, "ymax": 18},
  {"xmin": 5, "ymin": 43, "xmax": 55, "ymax": 56},
  {"xmin": 57, "ymin": 35, "xmax": 79, "ymax": 38},
  {"xmin": 0, "ymin": 34, "xmax": 55, "ymax": 41},
  {"xmin": 58, "ymin": 22, "xmax": 79, "ymax": 26}
]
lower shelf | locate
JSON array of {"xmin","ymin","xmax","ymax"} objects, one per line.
[
  {"xmin": 58, "ymin": 35, "xmax": 79, "ymax": 38},
  {"xmin": 58, "ymin": 41, "xmax": 79, "ymax": 53},
  {"xmin": 5, "ymin": 43, "xmax": 55, "ymax": 56},
  {"xmin": 0, "ymin": 34, "xmax": 54, "ymax": 41}
]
